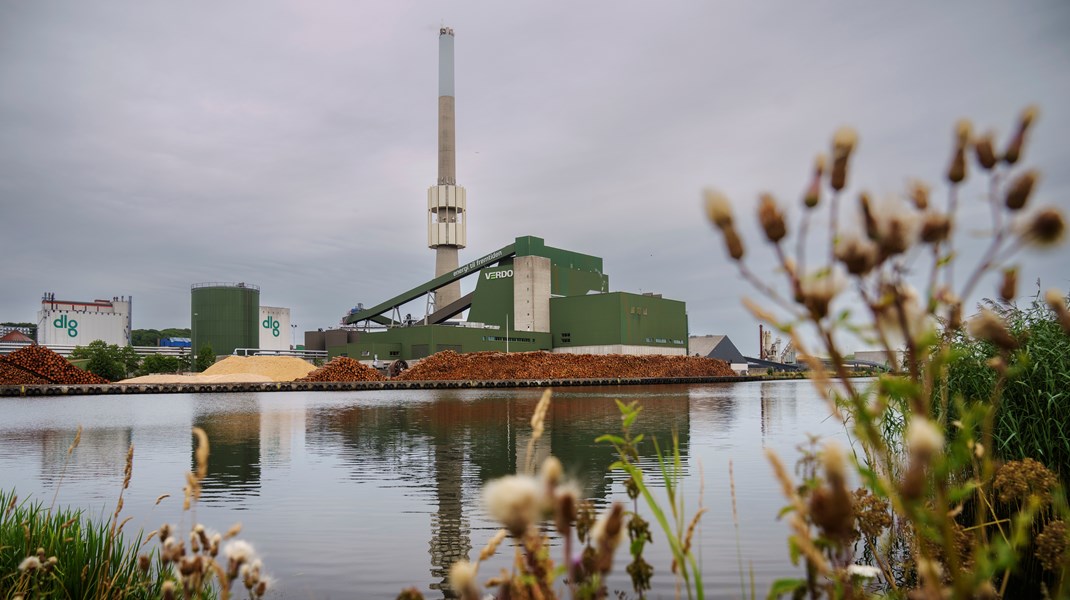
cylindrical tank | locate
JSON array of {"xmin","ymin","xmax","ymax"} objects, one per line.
[{"xmin": 191, "ymin": 283, "xmax": 260, "ymax": 356}]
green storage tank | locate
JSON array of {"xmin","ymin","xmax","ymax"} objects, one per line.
[{"xmin": 191, "ymin": 283, "xmax": 260, "ymax": 357}]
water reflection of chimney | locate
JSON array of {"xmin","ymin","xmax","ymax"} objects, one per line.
[{"xmin": 426, "ymin": 399, "xmax": 472, "ymax": 597}]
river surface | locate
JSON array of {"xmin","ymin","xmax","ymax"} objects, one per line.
[{"xmin": 0, "ymin": 380, "xmax": 848, "ymax": 598}]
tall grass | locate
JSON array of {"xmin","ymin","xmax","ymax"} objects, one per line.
[
  {"xmin": 0, "ymin": 488, "xmax": 164, "ymax": 599},
  {"xmin": 946, "ymin": 294, "xmax": 1070, "ymax": 477}
]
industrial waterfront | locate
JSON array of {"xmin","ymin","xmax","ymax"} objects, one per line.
[{"xmin": 0, "ymin": 379, "xmax": 844, "ymax": 598}]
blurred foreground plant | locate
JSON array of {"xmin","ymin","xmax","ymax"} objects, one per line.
[
  {"xmin": 705, "ymin": 107, "xmax": 1070, "ymax": 598},
  {"xmin": 0, "ymin": 426, "xmax": 272, "ymax": 599}
]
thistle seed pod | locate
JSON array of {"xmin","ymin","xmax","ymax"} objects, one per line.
[
  {"xmin": 758, "ymin": 193, "xmax": 787, "ymax": 243},
  {"xmin": 1044, "ymin": 288, "xmax": 1070, "ymax": 334},
  {"xmin": 947, "ymin": 119, "xmax": 972, "ymax": 184},
  {"xmin": 999, "ymin": 268, "xmax": 1018, "ymax": 303},
  {"xmin": 1005, "ymin": 170, "xmax": 1038, "ymax": 211},
  {"xmin": 907, "ymin": 179, "xmax": 930, "ymax": 211},
  {"xmin": 804, "ymin": 154, "xmax": 826, "ymax": 208},
  {"xmin": 835, "ymin": 236, "xmax": 879, "ymax": 276},
  {"xmin": 703, "ymin": 189, "xmax": 734, "ymax": 230},
  {"xmin": 830, "ymin": 127, "xmax": 858, "ymax": 191},
  {"xmin": 968, "ymin": 309, "xmax": 1018, "ymax": 351},
  {"xmin": 723, "ymin": 226, "xmax": 745, "ymax": 261},
  {"xmin": 920, "ymin": 212, "xmax": 952, "ymax": 244},
  {"xmin": 859, "ymin": 192, "xmax": 879, "ymax": 241},
  {"xmin": 1003, "ymin": 105, "xmax": 1038, "ymax": 165},
  {"xmin": 1024, "ymin": 207, "xmax": 1066, "ymax": 247},
  {"xmin": 974, "ymin": 132, "xmax": 997, "ymax": 170}
]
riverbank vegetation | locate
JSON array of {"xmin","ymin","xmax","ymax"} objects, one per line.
[
  {"xmin": 0, "ymin": 427, "xmax": 271, "ymax": 599},
  {"xmin": 704, "ymin": 106, "xmax": 1070, "ymax": 598}
]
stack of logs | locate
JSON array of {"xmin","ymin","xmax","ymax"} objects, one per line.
[
  {"xmin": 394, "ymin": 350, "xmax": 735, "ymax": 381},
  {"xmin": 297, "ymin": 357, "xmax": 385, "ymax": 382},
  {"xmin": 0, "ymin": 345, "xmax": 110, "ymax": 385}
]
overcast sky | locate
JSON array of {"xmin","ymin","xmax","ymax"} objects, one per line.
[{"xmin": 2, "ymin": 2, "xmax": 1068, "ymax": 354}]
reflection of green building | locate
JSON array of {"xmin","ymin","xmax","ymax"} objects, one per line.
[
  {"xmin": 195, "ymin": 408, "xmax": 261, "ymax": 499},
  {"xmin": 306, "ymin": 236, "xmax": 689, "ymax": 360}
]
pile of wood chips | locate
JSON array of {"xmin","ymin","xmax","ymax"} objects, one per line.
[
  {"xmin": 0, "ymin": 345, "xmax": 111, "ymax": 385},
  {"xmin": 394, "ymin": 350, "xmax": 734, "ymax": 381},
  {"xmin": 297, "ymin": 357, "xmax": 386, "ymax": 382}
]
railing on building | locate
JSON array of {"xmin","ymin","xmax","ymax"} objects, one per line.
[{"xmin": 231, "ymin": 348, "xmax": 328, "ymax": 360}]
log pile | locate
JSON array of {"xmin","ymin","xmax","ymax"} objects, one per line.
[
  {"xmin": 394, "ymin": 350, "xmax": 735, "ymax": 381},
  {"xmin": 0, "ymin": 345, "xmax": 111, "ymax": 385},
  {"xmin": 297, "ymin": 357, "xmax": 385, "ymax": 382}
]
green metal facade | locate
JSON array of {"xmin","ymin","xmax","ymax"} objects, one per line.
[
  {"xmin": 550, "ymin": 292, "xmax": 688, "ymax": 351},
  {"xmin": 191, "ymin": 285, "xmax": 259, "ymax": 356},
  {"xmin": 333, "ymin": 325, "xmax": 552, "ymax": 360}
]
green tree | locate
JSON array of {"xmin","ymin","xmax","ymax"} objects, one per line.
[
  {"xmin": 195, "ymin": 343, "xmax": 215, "ymax": 372},
  {"xmin": 137, "ymin": 354, "xmax": 181, "ymax": 376},
  {"xmin": 70, "ymin": 340, "xmax": 141, "ymax": 381}
]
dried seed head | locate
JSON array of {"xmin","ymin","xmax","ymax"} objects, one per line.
[
  {"xmin": 968, "ymin": 309, "xmax": 1018, "ymax": 351},
  {"xmin": 867, "ymin": 195, "xmax": 920, "ymax": 256},
  {"xmin": 804, "ymin": 154, "xmax": 826, "ymax": 208},
  {"xmin": 947, "ymin": 147, "xmax": 967, "ymax": 184},
  {"xmin": 999, "ymin": 268, "xmax": 1018, "ymax": 303},
  {"xmin": 974, "ymin": 132, "xmax": 997, "ymax": 169},
  {"xmin": 859, "ymin": 192, "xmax": 879, "ymax": 241},
  {"xmin": 162, "ymin": 580, "xmax": 176, "ymax": 600},
  {"xmin": 703, "ymin": 189, "xmax": 734, "ymax": 230},
  {"xmin": 592, "ymin": 502, "xmax": 626, "ymax": 573},
  {"xmin": 1003, "ymin": 105, "xmax": 1039, "ymax": 165},
  {"xmin": 830, "ymin": 127, "xmax": 858, "ymax": 191},
  {"xmin": 907, "ymin": 416, "xmax": 944, "ymax": 459},
  {"xmin": 757, "ymin": 193, "xmax": 787, "ymax": 243},
  {"xmin": 1023, "ymin": 207, "xmax": 1066, "ymax": 247},
  {"xmin": 540, "ymin": 456, "xmax": 563, "ymax": 492},
  {"xmin": 478, "ymin": 528, "xmax": 508, "ymax": 563},
  {"xmin": 553, "ymin": 484, "xmax": 579, "ymax": 536},
  {"xmin": 449, "ymin": 560, "xmax": 480, "ymax": 599},
  {"xmin": 18, "ymin": 556, "xmax": 41, "ymax": 572},
  {"xmin": 834, "ymin": 235, "xmax": 879, "ymax": 276},
  {"xmin": 907, "ymin": 179, "xmax": 930, "ymax": 210},
  {"xmin": 1044, "ymin": 288, "xmax": 1070, "ymax": 334},
  {"xmin": 822, "ymin": 441, "xmax": 848, "ymax": 490},
  {"xmin": 799, "ymin": 269, "xmax": 846, "ymax": 320},
  {"xmin": 955, "ymin": 119, "xmax": 973, "ymax": 145},
  {"xmin": 920, "ymin": 212, "xmax": 952, "ymax": 244},
  {"xmin": 723, "ymin": 226, "xmax": 745, "ymax": 261},
  {"xmin": 1005, "ymin": 170, "xmax": 1038, "ymax": 211},
  {"xmin": 138, "ymin": 554, "xmax": 151, "ymax": 574},
  {"xmin": 483, "ymin": 474, "xmax": 541, "ymax": 537}
]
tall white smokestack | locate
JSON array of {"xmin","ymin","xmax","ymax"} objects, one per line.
[{"xmin": 427, "ymin": 26, "xmax": 466, "ymax": 307}]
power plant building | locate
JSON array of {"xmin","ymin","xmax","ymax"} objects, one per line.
[
  {"xmin": 308, "ymin": 236, "xmax": 689, "ymax": 360},
  {"xmin": 37, "ymin": 293, "xmax": 132, "ymax": 347}
]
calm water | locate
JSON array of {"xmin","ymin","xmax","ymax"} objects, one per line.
[{"xmin": 0, "ymin": 380, "xmax": 846, "ymax": 598}]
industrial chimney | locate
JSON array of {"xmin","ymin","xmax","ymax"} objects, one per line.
[{"xmin": 427, "ymin": 26, "xmax": 466, "ymax": 307}]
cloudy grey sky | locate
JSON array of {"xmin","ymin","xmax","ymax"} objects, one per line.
[{"xmin": 2, "ymin": 2, "xmax": 1068, "ymax": 354}]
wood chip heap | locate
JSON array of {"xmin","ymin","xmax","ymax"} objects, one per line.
[
  {"xmin": 394, "ymin": 350, "xmax": 735, "ymax": 381},
  {"xmin": 297, "ymin": 357, "xmax": 385, "ymax": 382},
  {"xmin": 0, "ymin": 345, "xmax": 110, "ymax": 385},
  {"xmin": 201, "ymin": 355, "xmax": 317, "ymax": 382}
]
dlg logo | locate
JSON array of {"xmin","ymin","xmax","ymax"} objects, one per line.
[
  {"xmin": 53, "ymin": 314, "xmax": 78, "ymax": 338},
  {"xmin": 263, "ymin": 317, "xmax": 280, "ymax": 337}
]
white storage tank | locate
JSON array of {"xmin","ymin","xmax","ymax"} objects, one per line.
[
  {"xmin": 258, "ymin": 306, "xmax": 292, "ymax": 351},
  {"xmin": 37, "ymin": 293, "xmax": 131, "ymax": 347}
]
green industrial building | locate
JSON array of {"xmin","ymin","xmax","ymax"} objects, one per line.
[{"xmin": 305, "ymin": 236, "xmax": 689, "ymax": 361}]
